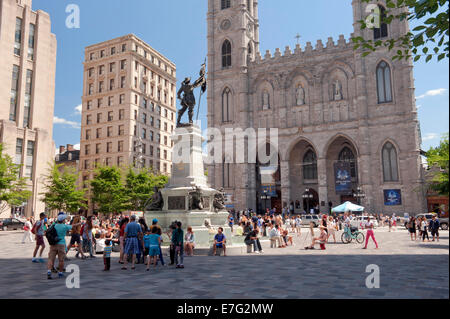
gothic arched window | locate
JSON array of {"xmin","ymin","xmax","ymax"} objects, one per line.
[
  {"xmin": 222, "ymin": 40, "xmax": 232, "ymax": 68},
  {"xmin": 221, "ymin": 0, "xmax": 231, "ymax": 10},
  {"xmin": 222, "ymin": 159, "xmax": 231, "ymax": 188},
  {"xmin": 339, "ymin": 147, "xmax": 357, "ymax": 178},
  {"xmin": 374, "ymin": 5, "xmax": 388, "ymax": 39},
  {"xmin": 222, "ymin": 87, "xmax": 231, "ymax": 122},
  {"xmin": 376, "ymin": 61, "xmax": 393, "ymax": 103},
  {"xmin": 303, "ymin": 150, "xmax": 317, "ymax": 180},
  {"xmin": 382, "ymin": 142, "xmax": 399, "ymax": 182}
]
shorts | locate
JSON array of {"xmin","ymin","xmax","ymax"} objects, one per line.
[
  {"xmin": 48, "ymin": 244, "xmax": 66, "ymax": 262},
  {"xmin": 144, "ymin": 248, "xmax": 150, "ymax": 257},
  {"xmin": 36, "ymin": 235, "xmax": 45, "ymax": 247},
  {"xmin": 124, "ymin": 237, "xmax": 140, "ymax": 255},
  {"xmin": 431, "ymin": 229, "xmax": 439, "ymax": 237},
  {"xmin": 149, "ymin": 246, "xmax": 159, "ymax": 257},
  {"xmin": 70, "ymin": 234, "xmax": 81, "ymax": 245},
  {"xmin": 216, "ymin": 243, "xmax": 224, "ymax": 248},
  {"xmin": 409, "ymin": 228, "xmax": 416, "ymax": 234}
]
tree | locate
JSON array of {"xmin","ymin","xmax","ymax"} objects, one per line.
[
  {"xmin": 124, "ymin": 168, "xmax": 168, "ymax": 211},
  {"xmin": 41, "ymin": 164, "xmax": 87, "ymax": 213},
  {"xmin": 90, "ymin": 166, "xmax": 128, "ymax": 214},
  {"xmin": 426, "ymin": 133, "xmax": 449, "ymax": 195},
  {"xmin": 0, "ymin": 144, "xmax": 32, "ymax": 214},
  {"xmin": 353, "ymin": 0, "xmax": 449, "ymax": 62}
]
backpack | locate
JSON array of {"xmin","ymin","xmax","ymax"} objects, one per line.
[
  {"xmin": 31, "ymin": 221, "xmax": 40, "ymax": 235},
  {"xmin": 45, "ymin": 223, "xmax": 60, "ymax": 246}
]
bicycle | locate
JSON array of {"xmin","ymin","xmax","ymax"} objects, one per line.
[{"xmin": 341, "ymin": 226, "xmax": 365, "ymax": 244}]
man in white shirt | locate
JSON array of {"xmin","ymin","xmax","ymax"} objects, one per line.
[
  {"xmin": 269, "ymin": 225, "xmax": 285, "ymax": 248},
  {"xmin": 22, "ymin": 218, "xmax": 34, "ymax": 244}
]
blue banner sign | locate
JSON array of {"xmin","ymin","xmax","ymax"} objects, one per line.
[
  {"xmin": 384, "ymin": 189, "xmax": 402, "ymax": 206},
  {"xmin": 261, "ymin": 185, "xmax": 277, "ymax": 197},
  {"xmin": 334, "ymin": 162, "xmax": 352, "ymax": 195}
]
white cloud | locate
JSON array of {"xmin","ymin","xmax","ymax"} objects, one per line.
[
  {"xmin": 74, "ymin": 104, "xmax": 82, "ymax": 115},
  {"xmin": 53, "ymin": 116, "xmax": 81, "ymax": 129},
  {"xmin": 73, "ymin": 144, "xmax": 80, "ymax": 150},
  {"xmin": 422, "ymin": 133, "xmax": 440, "ymax": 142},
  {"xmin": 416, "ymin": 88, "xmax": 447, "ymax": 100}
]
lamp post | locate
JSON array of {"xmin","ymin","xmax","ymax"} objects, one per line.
[
  {"xmin": 302, "ymin": 188, "xmax": 314, "ymax": 214},
  {"xmin": 354, "ymin": 186, "xmax": 366, "ymax": 206}
]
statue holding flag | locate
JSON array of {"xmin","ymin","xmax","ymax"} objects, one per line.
[{"xmin": 176, "ymin": 61, "xmax": 207, "ymax": 127}]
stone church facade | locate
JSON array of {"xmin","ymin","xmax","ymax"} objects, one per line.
[{"xmin": 206, "ymin": 0, "xmax": 426, "ymax": 215}]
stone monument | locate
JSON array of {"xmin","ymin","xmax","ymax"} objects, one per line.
[{"xmin": 145, "ymin": 63, "xmax": 230, "ymax": 248}]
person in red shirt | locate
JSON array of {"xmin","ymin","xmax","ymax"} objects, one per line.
[{"xmin": 119, "ymin": 217, "xmax": 129, "ymax": 264}]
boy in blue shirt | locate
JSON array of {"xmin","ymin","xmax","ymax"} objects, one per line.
[
  {"xmin": 103, "ymin": 240, "xmax": 112, "ymax": 271},
  {"xmin": 146, "ymin": 227, "xmax": 161, "ymax": 271},
  {"xmin": 213, "ymin": 227, "xmax": 227, "ymax": 256}
]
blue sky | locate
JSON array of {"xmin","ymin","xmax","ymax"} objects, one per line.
[{"xmin": 32, "ymin": 0, "xmax": 449, "ymax": 152}]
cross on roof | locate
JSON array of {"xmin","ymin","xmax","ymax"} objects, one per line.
[{"xmin": 295, "ymin": 33, "xmax": 301, "ymax": 45}]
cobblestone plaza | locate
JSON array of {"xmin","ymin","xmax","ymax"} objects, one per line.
[{"xmin": 0, "ymin": 228, "xmax": 447, "ymax": 299}]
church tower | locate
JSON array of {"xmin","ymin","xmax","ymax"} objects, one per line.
[{"xmin": 206, "ymin": 0, "xmax": 260, "ymax": 208}]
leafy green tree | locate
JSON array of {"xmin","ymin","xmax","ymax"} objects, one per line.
[
  {"xmin": 41, "ymin": 164, "xmax": 87, "ymax": 213},
  {"xmin": 353, "ymin": 0, "xmax": 449, "ymax": 62},
  {"xmin": 90, "ymin": 165, "xmax": 128, "ymax": 214},
  {"xmin": 0, "ymin": 144, "xmax": 32, "ymax": 214},
  {"xmin": 124, "ymin": 167, "xmax": 168, "ymax": 211},
  {"xmin": 426, "ymin": 133, "xmax": 449, "ymax": 195}
]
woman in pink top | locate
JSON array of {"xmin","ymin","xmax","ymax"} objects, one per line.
[{"xmin": 363, "ymin": 216, "xmax": 379, "ymax": 249}]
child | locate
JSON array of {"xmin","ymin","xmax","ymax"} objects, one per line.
[
  {"xmin": 171, "ymin": 221, "xmax": 184, "ymax": 268},
  {"xmin": 143, "ymin": 229, "xmax": 151, "ymax": 265},
  {"xmin": 147, "ymin": 227, "xmax": 161, "ymax": 271},
  {"xmin": 103, "ymin": 239, "xmax": 112, "ymax": 271}
]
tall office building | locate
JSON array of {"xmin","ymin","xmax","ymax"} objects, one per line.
[
  {"xmin": 0, "ymin": 0, "xmax": 57, "ymax": 218},
  {"xmin": 79, "ymin": 34, "xmax": 177, "ymax": 212}
]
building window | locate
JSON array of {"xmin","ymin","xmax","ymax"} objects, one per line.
[
  {"xmin": 382, "ymin": 142, "xmax": 399, "ymax": 182},
  {"xmin": 99, "ymin": 81, "xmax": 104, "ymax": 93},
  {"xmin": 142, "ymin": 128, "xmax": 147, "ymax": 139},
  {"xmin": 84, "ymin": 160, "xmax": 90, "ymax": 170},
  {"xmin": 108, "ymin": 96, "xmax": 113, "ymax": 106},
  {"xmin": 22, "ymin": 70, "xmax": 33, "ymax": 128},
  {"xmin": 28, "ymin": 23, "xmax": 35, "ymax": 60},
  {"xmin": 222, "ymin": 160, "xmax": 230, "ymax": 188},
  {"xmin": 120, "ymin": 94, "xmax": 125, "ymax": 104},
  {"xmin": 122, "ymin": 44, "xmax": 126, "ymax": 52},
  {"xmin": 222, "ymin": 87, "xmax": 231, "ymax": 122},
  {"xmin": 374, "ymin": 5, "xmax": 388, "ymax": 39},
  {"xmin": 110, "ymin": 79, "xmax": 115, "ymax": 90},
  {"xmin": 376, "ymin": 61, "xmax": 393, "ymax": 104},
  {"xmin": 107, "ymin": 142, "xmax": 112, "ymax": 153},
  {"xmin": 150, "ymin": 146, "xmax": 154, "ymax": 156},
  {"xmin": 86, "ymin": 115, "xmax": 92, "ymax": 125},
  {"xmin": 108, "ymin": 111, "xmax": 113, "ymax": 122},
  {"xmin": 106, "ymin": 157, "xmax": 111, "ymax": 166},
  {"xmin": 118, "ymin": 125, "xmax": 124, "ymax": 136},
  {"xmin": 86, "ymin": 129, "xmax": 91, "ymax": 140},
  {"xmin": 97, "ymin": 113, "xmax": 102, "ymax": 123},
  {"xmin": 163, "ymin": 150, "xmax": 167, "ymax": 160},
  {"xmin": 15, "ymin": 138, "xmax": 23, "ymax": 168},
  {"xmin": 98, "ymin": 98, "xmax": 103, "ymax": 108},
  {"xmin": 88, "ymin": 84, "xmax": 94, "ymax": 95},
  {"xmin": 85, "ymin": 144, "xmax": 90, "ymax": 155},
  {"xmin": 87, "ymin": 101, "xmax": 92, "ymax": 110},
  {"xmin": 120, "ymin": 59, "xmax": 126, "ymax": 70},
  {"xmin": 96, "ymin": 128, "xmax": 101, "ymax": 139},
  {"xmin": 338, "ymin": 147, "xmax": 357, "ymax": 178},
  {"xmin": 96, "ymin": 143, "xmax": 101, "ymax": 154},
  {"xmin": 222, "ymin": 40, "xmax": 232, "ymax": 68},
  {"xmin": 111, "ymin": 47, "xmax": 116, "ymax": 55},
  {"xmin": 221, "ymin": 0, "xmax": 231, "ymax": 10},
  {"xmin": 107, "ymin": 126, "xmax": 113, "ymax": 137},
  {"xmin": 303, "ymin": 150, "xmax": 317, "ymax": 180},
  {"xmin": 14, "ymin": 18, "xmax": 22, "ymax": 55},
  {"xmin": 25, "ymin": 141, "xmax": 35, "ymax": 179},
  {"xmin": 119, "ymin": 109, "xmax": 124, "ymax": 120},
  {"xmin": 121, "ymin": 76, "xmax": 126, "ymax": 88},
  {"xmin": 10, "ymin": 65, "xmax": 20, "ymax": 121}
]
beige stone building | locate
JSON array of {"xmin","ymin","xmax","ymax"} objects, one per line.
[
  {"xmin": 79, "ymin": 34, "xmax": 177, "ymax": 212},
  {"xmin": 0, "ymin": 0, "xmax": 56, "ymax": 218},
  {"xmin": 206, "ymin": 0, "xmax": 426, "ymax": 215}
]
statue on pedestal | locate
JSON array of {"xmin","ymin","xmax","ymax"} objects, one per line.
[
  {"xmin": 177, "ymin": 62, "xmax": 207, "ymax": 127},
  {"xmin": 189, "ymin": 186, "xmax": 204, "ymax": 210},
  {"xmin": 213, "ymin": 188, "xmax": 226, "ymax": 212},
  {"xmin": 145, "ymin": 186, "xmax": 164, "ymax": 211}
]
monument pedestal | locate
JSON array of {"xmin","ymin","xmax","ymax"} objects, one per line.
[{"xmin": 145, "ymin": 125, "xmax": 229, "ymax": 248}]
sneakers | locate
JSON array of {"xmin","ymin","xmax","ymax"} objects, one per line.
[
  {"xmin": 58, "ymin": 272, "xmax": 64, "ymax": 278},
  {"xmin": 38, "ymin": 258, "xmax": 45, "ymax": 263},
  {"xmin": 32, "ymin": 258, "xmax": 38, "ymax": 263},
  {"xmin": 47, "ymin": 271, "xmax": 52, "ymax": 280}
]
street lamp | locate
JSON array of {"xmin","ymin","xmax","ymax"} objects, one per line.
[
  {"xmin": 302, "ymin": 188, "xmax": 314, "ymax": 214},
  {"xmin": 353, "ymin": 186, "xmax": 366, "ymax": 205}
]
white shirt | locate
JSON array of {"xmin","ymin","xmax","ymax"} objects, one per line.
[
  {"xmin": 365, "ymin": 221, "xmax": 373, "ymax": 228},
  {"xmin": 269, "ymin": 228, "xmax": 280, "ymax": 238}
]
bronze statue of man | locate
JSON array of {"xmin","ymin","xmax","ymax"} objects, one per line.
[{"xmin": 176, "ymin": 63, "xmax": 207, "ymax": 127}]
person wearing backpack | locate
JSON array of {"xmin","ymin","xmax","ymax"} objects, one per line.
[
  {"xmin": 47, "ymin": 213, "xmax": 81, "ymax": 280},
  {"xmin": 32, "ymin": 213, "xmax": 47, "ymax": 263}
]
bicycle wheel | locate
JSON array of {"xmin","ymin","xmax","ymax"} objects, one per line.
[
  {"xmin": 341, "ymin": 232, "xmax": 351, "ymax": 244},
  {"xmin": 355, "ymin": 232, "xmax": 365, "ymax": 244}
]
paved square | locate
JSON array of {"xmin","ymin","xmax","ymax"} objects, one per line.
[{"xmin": 0, "ymin": 228, "xmax": 448, "ymax": 299}]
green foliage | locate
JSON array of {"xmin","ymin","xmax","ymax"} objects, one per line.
[
  {"xmin": 426, "ymin": 133, "xmax": 449, "ymax": 195},
  {"xmin": 90, "ymin": 166, "xmax": 129, "ymax": 214},
  {"xmin": 0, "ymin": 144, "xmax": 32, "ymax": 213},
  {"xmin": 354, "ymin": 0, "xmax": 449, "ymax": 62},
  {"xmin": 124, "ymin": 168, "xmax": 168, "ymax": 211},
  {"xmin": 41, "ymin": 164, "xmax": 87, "ymax": 213}
]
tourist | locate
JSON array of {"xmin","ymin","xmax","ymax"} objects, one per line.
[
  {"xmin": 146, "ymin": 227, "xmax": 161, "ymax": 271},
  {"xmin": 171, "ymin": 221, "xmax": 184, "ymax": 268},
  {"xmin": 31, "ymin": 213, "xmax": 47, "ymax": 263},
  {"xmin": 47, "ymin": 213, "xmax": 81, "ymax": 279},
  {"xmin": 284, "ymin": 215, "xmax": 291, "ymax": 231},
  {"xmin": 290, "ymin": 216, "xmax": 296, "ymax": 233},
  {"xmin": 245, "ymin": 228, "xmax": 263, "ymax": 254},
  {"xmin": 122, "ymin": 215, "xmax": 143, "ymax": 270},
  {"xmin": 67, "ymin": 215, "xmax": 85, "ymax": 259},
  {"xmin": 327, "ymin": 216, "xmax": 337, "ymax": 243},
  {"xmin": 321, "ymin": 215, "xmax": 328, "ymax": 235},
  {"xmin": 103, "ymin": 239, "xmax": 112, "ymax": 271},
  {"xmin": 281, "ymin": 229, "xmax": 293, "ymax": 246},
  {"xmin": 82, "ymin": 216, "xmax": 95, "ymax": 258},
  {"xmin": 305, "ymin": 226, "xmax": 328, "ymax": 250},
  {"xmin": 407, "ymin": 217, "xmax": 417, "ymax": 241},
  {"xmin": 136, "ymin": 218, "xmax": 149, "ymax": 264},
  {"xmin": 363, "ymin": 216, "xmax": 379, "ymax": 249},
  {"xmin": 213, "ymin": 227, "xmax": 227, "ymax": 256},
  {"xmin": 429, "ymin": 215, "xmax": 440, "ymax": 242},
  {"xmin": 184, "ymin": 227, "xmax": 195, "ymax": 256},
  {"xmin": 118, "ymin": 217, "xmax": 129, "ymax": 264},
  {"xmin": 388, "ymin": 217, "xmax": 393, "ymax": 232},
  {"xmin": 22, "ymin": 218, "xmax": 34, "ymax": 244},
  {"xmin": 235, "ymin": 222, "xmax": 244, "ymax": 236},
  {"xmin": 228, "ymin": 214, "xmax": 234, "ymax": 233},
  {"xmin": 143, "ymin": 229, "xmax": 151, "ymax": 266},
  {"xmin": 420, "ymin": 217, "xmax": 430, "ymax": 242},
  {"xmin": 295, "ymin": 215, "xmax": 302, "ymax": 236},
  {"xmin": 269, "ymin": 224, "xmax": 285, "ymax": 248},
  {"xmin": 149, "ymin": 219, "xmax": 165, "ymax": 266},
  {"xmin": 392, "ymin": 214, "xmax": 397, "ymax": 230}
]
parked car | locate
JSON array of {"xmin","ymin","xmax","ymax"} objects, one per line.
[
  {"xmin": 351, "ymin": 216, "xmax": 379, "ymax": 229},
  {"xmin": 300, "ymin": 215, "xmax": 320, "ymax": 227},
  {"xmin": 0, "ymin": 218, "xmax": 25, "ymax": 231},
  {"xmin": 439, "ymin": 218, "xmax": 449, "ymax": 230}
]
